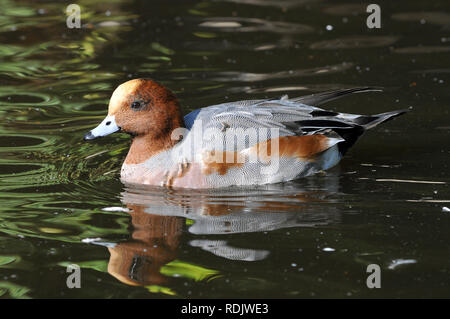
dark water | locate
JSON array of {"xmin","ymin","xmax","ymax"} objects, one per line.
[{"xmin": 0, "ymin": 0, "xmax": 449, "ymax": 298}]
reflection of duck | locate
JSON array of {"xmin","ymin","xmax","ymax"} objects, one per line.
[
  {"xmin": 107, "ymin": 205, "xmax": 183, "ymax": 286},
  {"xmin": 121, "ymin": 174, "xmax": 342, "ymax": 235},
  {"xmin": 189, "ymin": 239, "xmax": 269, "ymax": 261},
  {"xmin": 101, "ymin": 175, "xmax": 344, "ymax": 286}
]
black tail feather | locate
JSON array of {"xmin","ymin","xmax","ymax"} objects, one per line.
[
  {"xmin": 337, "ymin": 109, "xmax": 409, "ymax": 154},
  {"xmin": 290, "ymin": 87, "xmax": 409, "ymax": 155},
  {"xmin": 358, "ymin": 109, "xmax": 410, "ymax": 129}
]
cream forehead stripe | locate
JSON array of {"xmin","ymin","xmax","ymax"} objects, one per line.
[{"xmin": 108, "ymin": 80, "xmax": 142, "ymax": 114}]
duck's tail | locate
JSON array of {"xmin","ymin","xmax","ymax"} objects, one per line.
[
  {"xmin": 332, "ymin": 109, "xmax": 409, "ymax": 155},
  {"xmin": 291, "ymin": 87, "xmax": 409, "ymax": 155},
  {"xmin": 357, "ymin": 109, "xmax": 410, "ymax": 130}
]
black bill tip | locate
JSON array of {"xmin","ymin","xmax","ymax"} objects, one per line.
[{"xmin": 84, "ymin": 131, "xmax": 96, "ymax": 140}]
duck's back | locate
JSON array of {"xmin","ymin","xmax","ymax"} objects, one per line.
[{"xmin": 162, "ymin": 87, "xmax": 407, "ymax": 188}]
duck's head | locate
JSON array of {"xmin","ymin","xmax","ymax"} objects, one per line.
[{"xmin": 84, "ymin": 78, "xmax": 184, "ymax": 140}]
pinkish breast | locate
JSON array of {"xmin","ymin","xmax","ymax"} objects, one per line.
[{"xmin": 121, "ymin": 162, "xmax": 208, "ymax": 188}]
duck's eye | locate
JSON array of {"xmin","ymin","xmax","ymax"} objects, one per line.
[{"xmin": 131, "ymin": 101, "xmax": 141, "ymax": 109}]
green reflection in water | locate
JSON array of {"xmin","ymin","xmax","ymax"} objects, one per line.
[
  {"xmin": 161, "ymin": 260, "xmax": 221, "ymax": 282},
  {"xmin": 58, "ymin": 260, "xmax": 108, "ymax": 273},
  {"xmin": 145, "ymin": 285, "xmax": 177, "ymax": 296},
  {"xmin": 0, "ymin": 281, "xmax": 31, "ymax": 299}
]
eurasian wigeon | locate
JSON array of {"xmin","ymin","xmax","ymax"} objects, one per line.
[{"xmin": 84, "ymin": 78, "xmax": 407, "ymax": 188}]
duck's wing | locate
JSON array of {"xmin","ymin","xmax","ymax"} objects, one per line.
[
  {"xmin": 181, "ymin": 88, "xmax": 407, "ymax": 156},
  {"xmin": 183, "ymin": 87, "xmax": 382, "ymax": 131},
  {"xmin": 185, "ymin": 97, "xmax": 320, "ymax": 137}
]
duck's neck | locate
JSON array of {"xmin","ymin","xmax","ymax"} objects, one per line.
[
  {"xmin": 124, "ymin": 131, "xmax": 181, "ymax": 165},
  {"xmin": 124, "ymin": 96, "xmax": 185, "ymax": 165}
]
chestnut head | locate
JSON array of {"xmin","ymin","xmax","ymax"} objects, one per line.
[{"xmin": 84, "ymin": 79, "xmax": 183, "ymax": 140}]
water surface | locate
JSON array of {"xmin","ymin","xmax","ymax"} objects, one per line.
[{"xmin": 0, "ymin": 0, "xmax": 449, "ymax": 298}]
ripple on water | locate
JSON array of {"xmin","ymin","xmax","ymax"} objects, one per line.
[
  {"xmin": 310, "ymin": 36, "xmax": 398, "ymax": 49},
  {"xmin": 0, "ymin": 91, "xmax": 59, "ymax": 106},
  {"xmin": 199, "ymin": 17, "xmax": 314, "ymax": 34},
  {"xmin": 411, "ymin": 68, "xmax": 450, "ymax": 75},
  {"xmin": 0, "ymin": 163, "xmax": 44, "ymax": 175},
  {"xmin": 0, "ymin": 237, "xmax": 35, "ymax": 255},
  {"xmin": 79, "ymin": 102, "xmax": 112, "ymax": 114},
  {"xmin": 219, "ymin": 0, "xmax": 315, "ymax": 9},
  {"xmin": 322, "ymin": 3, "xmax": 367, "ymax": 16},
  {"xmin": 393, "ymin": 46, "xmax": 450, "ymax": 54},
  {"xmin": 388, "ymin": 259, "xmax": 417, "ymax": 270},
  {"xmin": 0, "ymin": 94, "xmax": 46, "ymax": 104},
  {"xmin": 207, "ymin": 63, "xmax": 353, "ymax": 82},
  {"xmin": 0, "ymin": 61, "xmax": 63, "ymax": 81},
  {"xmin": 392, "ymin": 12, "xmax": 450, "ymax": 26},
  {"xmin": 0, "ymin": 135, "xmax": 46, "ymax": 148},
  {"xmin": 246, "ymin": 83, "xmax": 353, "ymax": 94},
  {"xmin": 0, "ymin": 42, "xmax": 56, "ymax": 59}
]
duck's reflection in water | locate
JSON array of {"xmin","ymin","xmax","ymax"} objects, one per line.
[
  {"xmin": 105, "ymin": 175, "xmax": 342, "ymax": 286},
  {"xmin": 107, "ymin": 206, "xmax": 183, "ymax": 286}
]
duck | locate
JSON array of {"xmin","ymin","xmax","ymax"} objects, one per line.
[{"xmin": 84, "ymin": 78, "xmax": 407, "ymax": 188}]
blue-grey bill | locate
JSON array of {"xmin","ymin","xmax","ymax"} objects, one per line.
[{"xmin": 84, "ymin": 115, "xmax": 119, "ymax": 140}]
